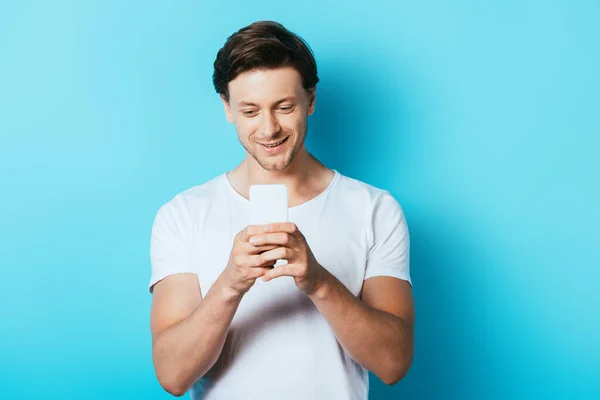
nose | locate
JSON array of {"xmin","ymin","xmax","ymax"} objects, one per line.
[{"xmin": 259, "ymin": 111, "xmax": 281, "ymax": 139}]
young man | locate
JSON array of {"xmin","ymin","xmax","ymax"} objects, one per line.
[{"xmin": 148, "ymin": 21, "xmax": 414, "ymax": 400}]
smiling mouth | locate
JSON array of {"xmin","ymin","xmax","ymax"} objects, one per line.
[{"xmin": 259, "ymin": 137, "xmax": 289, "ymax": 148}]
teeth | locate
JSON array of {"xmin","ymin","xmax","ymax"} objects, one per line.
[{"xmin": 263, "ymin": 138, "xmax": 286, "ymax": 147}]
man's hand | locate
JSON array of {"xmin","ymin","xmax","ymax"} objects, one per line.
[
  {"xmin": 248, "ymin": 222, "xmax": 327, "ymax": 296},
  {"xmin": 222, "ymin": 225, "xmax": 282, "ymax": 298}
]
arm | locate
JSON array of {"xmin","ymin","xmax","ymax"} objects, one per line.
[
  {"xmin": 308, "ymin": 272, "xmax": 415, "ymax": 385},
  {"xmin": 150, "ymin": 272, "xmax": 243, "ymax": 397},
  {"xmin": 249, "ymin": 220, "xmax": 415, "ymax": 385},
  {"xmin": 150, "ymin": 225, "xmax": 278, "ymax": 396}
]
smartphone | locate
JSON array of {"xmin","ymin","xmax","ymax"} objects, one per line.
[
  {"xmin": 249, "ymin": 184, "xmax": 289, "ymax": 267},
  {"xmin": 249, "ymin": 184, "xmax": 289, "ymax": 225}
]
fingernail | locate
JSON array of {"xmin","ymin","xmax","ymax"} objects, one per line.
[{"xmin": 249, "ymin": 236, "xmax": 258, "ymax": 244}]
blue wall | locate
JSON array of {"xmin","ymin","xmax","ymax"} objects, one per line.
[{"xmin": 1, "ymin": 1, "xmax": 598, "ymax": 398}]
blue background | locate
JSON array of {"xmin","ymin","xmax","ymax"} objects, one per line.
[{"xmin": 1, "ymin": 1, "xmax": 598, "ymax": 399}]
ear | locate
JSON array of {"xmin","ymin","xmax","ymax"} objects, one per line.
[
  {"xmin": 306, "ymin": 87, "xmax": 316, "ymax": 116},
  {"xmin": 220, "ymin": 94, "xmax": 234, "ymax": 123}
]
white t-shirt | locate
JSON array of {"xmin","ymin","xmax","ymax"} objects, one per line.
[{"xmin": 149, "ymin": 170, "xmax": 411, "ymax": 400}]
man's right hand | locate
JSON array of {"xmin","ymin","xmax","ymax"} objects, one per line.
[
  {"xmin": 151, "ymin": 224, "xmax": 277, "ymax": 396},
  {"xmin": 221, "ymin": 225, "xmax": 279, "ymax": 298}
]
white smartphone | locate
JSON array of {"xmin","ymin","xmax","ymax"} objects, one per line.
[
  {"xmin": 249, "ymin": 184, "xmax": 289, "ymax": 225},
  {"xmin": 249, "ymin": 184, "xmax": 289, "ymax": 267}
]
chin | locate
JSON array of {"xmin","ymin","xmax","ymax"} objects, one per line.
[
  {"xmin": 254, "ymin": 153, "xmax": 294, "ymax": 172},
  {"xmin": 244, "ymin": 136, "xmax": 302, "ymax": 172},
  {"xmin": 258, "ymin": 158, "xmax": 290, "ymax": 172}
]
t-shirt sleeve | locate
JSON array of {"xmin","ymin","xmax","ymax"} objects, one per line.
[
  {"xmin": 364, "ymin": 191, "xmax": 412, "ymax": 287},
  {"xmin": 148, "ymin": 196, "xmax": 196, "ymax": 293}
]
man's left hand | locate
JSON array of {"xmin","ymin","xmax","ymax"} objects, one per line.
[{"xmin": 248, "ymin": 222, "xmax": 327, "ymax": 296}]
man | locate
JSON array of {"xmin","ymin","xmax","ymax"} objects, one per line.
[{"xmin": 149, "ymin": 21, "xmax": 414, "ymax": 399}]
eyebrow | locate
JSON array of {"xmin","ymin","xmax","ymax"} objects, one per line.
[{"xmin": 238, "ymin": 97, "xmax": 296, "ymax": 107}]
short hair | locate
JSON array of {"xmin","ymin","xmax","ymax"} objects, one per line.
[{"xmin": 213, "ymin": 21, "xmax": 319, "ymax": 101}]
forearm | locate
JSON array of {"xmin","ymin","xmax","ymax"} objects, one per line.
[
  {"xmin": 153, "ymin": 274, "xmax": 242, "ymax": 396},
  {"xmin": 308, "ymin": 269, "xmax": 413, "ymax": 385}
]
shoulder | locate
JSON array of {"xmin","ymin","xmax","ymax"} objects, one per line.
[
  {"xmin": 334, "ymin": 172, "xmax": 403, "ymax": 213},
  {"xmin": 152, "ymin": 174, "xmax": 225, "ymax": 226}
]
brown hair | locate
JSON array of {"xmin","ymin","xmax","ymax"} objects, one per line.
[{"xmin": 213, "ymin": 21, "xmax": 319, "ymax": 101}]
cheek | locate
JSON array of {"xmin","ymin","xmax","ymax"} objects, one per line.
[
  {"xmin": 235, "ymin": 118, "xmax": 259, "ymax": 138},
  {"xmin": 282, "ymin": 112, "xmax": 306, "ymax": 130}
]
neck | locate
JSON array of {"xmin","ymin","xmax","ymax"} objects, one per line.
[{"xmin": 227, "ymin": 146, "xmax": 334, "ymax": 205}]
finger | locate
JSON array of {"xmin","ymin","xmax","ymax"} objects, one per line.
[
  {"xmin": 248, "ymin": 243, "xmax": 280, "ymax": 255},
  {"xmin": 237, "ymin": 225, "xmax": 269, "ymax": 242},
  {"xmin": 250, "ymin": 266, "xmax": 274, "ymax": 280},
  {"xmin": 249, "ymin": 232, "xmax": 294, "ymax": 247},
  {"xmin": 235, "ymin": 250, "xmax": 276, "ymax": 268},
  {"xmin": 264, "ymin": 222, "xmax": 304, "ymax": 238},
  {"xmin": 246, "ymin": 252, "xmax": 279, "ymax": 268},
  {"xmin": 255, "ymin": 247, "xmax": 292, "ymax": 266},
  {"xmin": 262, "ymin": 264, "xmax": 301, "ymax": 282},
  {"xmin": 237, "ymin": 241, "xmax": 279, "ymax": 255}
]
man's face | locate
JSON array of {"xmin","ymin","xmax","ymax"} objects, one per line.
[{"xmin": 222, "ymin": 67, "xmax": 316, "ymax": 172}]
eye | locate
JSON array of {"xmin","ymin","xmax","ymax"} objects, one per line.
[
  {"xmin": 279, "ymin": 105, "xmax": 295, "ymax": 112},
  {"xmin": 242, "ymin": 110, "xmax": 257, "ymax": 117}
]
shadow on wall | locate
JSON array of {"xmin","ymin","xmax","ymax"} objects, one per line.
[{"xmin": 308, "ymin": 50, "xmax": 492, "ymax": 399}]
